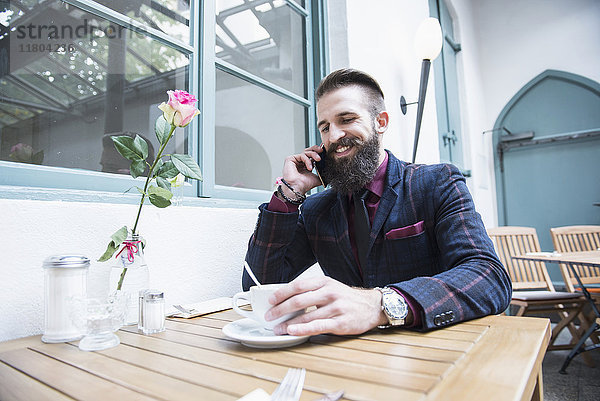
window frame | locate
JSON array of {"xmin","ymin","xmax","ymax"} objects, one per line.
[
  {"xmin": 0, "ymin": 0, "xmax": 327, "ymax": 204},
  {"xmin": 202, "ymin": 0, "xmax": 322, "ymax": 201}
]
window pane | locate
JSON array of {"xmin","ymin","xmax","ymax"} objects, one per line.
[
  {"xmin": 216, "ymin": 0, "xmax": 307, "ymax": 97},
  {"xmin": 1, "ymin": 0, "xmax": 191, "ymax": 174},
  {"xmin": 94, "ymin": 0, "xmax": 190, "ymax": 44},
  {"xmin": 215, "ymin": 69, "xmax": 307, "ymax": 191}
]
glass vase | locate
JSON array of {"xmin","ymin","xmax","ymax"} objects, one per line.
[{"xmin": 109, "ymin": 234, "xmax": 149, "ymax": 325}]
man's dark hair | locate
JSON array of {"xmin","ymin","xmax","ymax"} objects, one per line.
[{"xmin": 315, "ymin": 68, "xmax": 386, "ymax": 118}]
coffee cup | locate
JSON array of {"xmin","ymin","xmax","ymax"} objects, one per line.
[{"xmin": 232, "ymin": 284, "xmax": 303, "ymax": 330}]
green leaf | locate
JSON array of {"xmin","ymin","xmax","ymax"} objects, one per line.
[
  {"xmin": 153, "ymin": 159, "xmax": 164, "ymax": 177},
  {"xmin": 171, "ymin": 154, "xmax": 203, "ymax": 181},
  {"xmin": 149, "ymin": 197, "xmax": 171, "ymax": 208},
  {"xmin": 155, "ymin": 115, "xmax": 172, "ymax": 145},
  {"xmin": 148, "ymin": 185, "xmax": 173, "ymax": 199},
  {"xmin": 156, "ymin": 161, "xmax": 179, "ymax": 179},
  {"xmin": 130, "ymin": 159, "xmax": 146, "ymax": 179},
  {"xmin": 111, "ymin": 226, "xmax": 129, "ymax": 246},
  {"xmin": 133, "ymin": 135, "xmax": 149, "ymax": 159},
  {"xmin": 112, "ymin": 136, "xmax": 144, "ymax": 161},
  {"xmin": 148, "ymin": 185, "xmax": 172, "ymax": 208},
  {"xmin": 156, "ymin": 177, "xmax": 171, "ymax": 190},
  {"xmin": 98, "ymin": 226, "xmax": 128, "ymax": 262},
  {"xmin": 98, "ymin": 241, "xmax": 118, "ymax": 262},
  {"xmin": 32, "ymin": 150, "xmax": 44, "ymax": 165}
]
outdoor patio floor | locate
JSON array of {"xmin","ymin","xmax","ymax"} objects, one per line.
[{"xmin": 542, "ymin": 325, "xmax": 600, "ymax": 401}]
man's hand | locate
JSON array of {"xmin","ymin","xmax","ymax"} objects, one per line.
[
  {"xmin": 278, "ymin": 145, "xmax": 324, "ymax": 199},
  {"xmin": 265, "ymin": 276, "xmax": 389, "ymax": 336}
]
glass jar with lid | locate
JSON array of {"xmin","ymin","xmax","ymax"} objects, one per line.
[{"xmin": 42, "ymin": 255, "xmax": 89, "ymax": 343}]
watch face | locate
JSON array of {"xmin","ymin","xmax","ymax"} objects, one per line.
[
  {"xmin": 383, "ymin": 291, "xmax": 408, "ymax": 319},
  {"xmin": 387, "ymin": 301, "xmax": 407, "ymax": 317}
]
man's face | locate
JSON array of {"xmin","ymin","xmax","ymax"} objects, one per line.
[
  {"xmin": 317, "ymin": 85, "xmax": 379, "ymax": 160},
  {"xmin": 316, "ymin": 85, "xmax": 383, "ymax": 193}
]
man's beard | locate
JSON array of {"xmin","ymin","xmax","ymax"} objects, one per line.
[{"xmin": 321, "ymin": 131, "xmax": 381, "ymax": 194}]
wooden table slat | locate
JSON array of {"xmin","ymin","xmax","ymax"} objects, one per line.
[
  {"xmin": 309, "ymin": 334, "xmax": 465, "ymax": 362},
  {"xmin": 168, "ymin": 319, "xmax": 454, "ymax": 375},
  {"xmin": 30, "ymin": 343, "xmax": 236, "ymax": 401},
  {"xmin": 119, "ymin": 327, "xmax": 422, "ymax": 400},
  {"xmin": 179, "ymin": 313, "xmax": 489, "ymax": 337},
  {"xmin": 0, "ymin": 348, "xmax": 157, "ymax": 401},
  {"xmin": 167, "ymin": 319, "xmax": 459, "ymax": 375},
  {"xmin": 96, "ymin": 342, "xmax": 322, "ymax": 400},
  {"xmin": 0, "ymin": 361, "xmax": 75, "ymax": 401},
  {"xmin": 163, "ymin": 320, "xmax": 440, "ymax": 392}
]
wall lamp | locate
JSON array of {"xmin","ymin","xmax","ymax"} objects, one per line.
[{"xmin": 399, "ymin": 18, "xmax": 443, "ymax": 163}]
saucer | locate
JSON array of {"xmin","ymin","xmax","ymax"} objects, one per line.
[{"xmin": 222, "ymin": 318, "xmax": 310, "ymax": 349}]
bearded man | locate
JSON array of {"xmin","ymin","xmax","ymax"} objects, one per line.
[{"xmin": 243, "ymin": 68, "xmax": 511, "ymax": 335}]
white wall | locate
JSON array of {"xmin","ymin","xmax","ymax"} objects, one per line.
[
  {"xmin": 469, "ymin": 0, "xmax": 600, "ymax": 125},
  {"xmin": 339, "ymin": 0, "xmax": 441, "ymax": 164},
  {"xmin": 447, "ymin": 0, "xmax": 600, "ymax": 226},
  {"xmin": 0, "ymin": 197, "xmax": 258, "ymax": 341}
]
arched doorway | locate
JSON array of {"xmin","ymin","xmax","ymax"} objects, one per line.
[{"xmin": 493, "ymin": 70, "xmax": 600, "ymax": 282}]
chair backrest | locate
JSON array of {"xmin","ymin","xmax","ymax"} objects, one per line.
[
  {"xmin": 550, "ymin": 225, "xmax": 600, "ymax": 292},
  {"xmin": 487, "ymin": 226, "xmax": 555, "ymax": 291}
]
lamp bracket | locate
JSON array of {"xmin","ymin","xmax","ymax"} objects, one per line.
[{"xmin": 400, "ymin": 96, "xmax": 418, "ymax": 115}]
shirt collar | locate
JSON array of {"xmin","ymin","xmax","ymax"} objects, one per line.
[{"xmin": 365, "ymin": 151, "xmax": 388, "ymax": 198}]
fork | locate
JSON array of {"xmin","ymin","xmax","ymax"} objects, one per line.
[
  {"xmin": 271, "ymin": 368, "xmax": 306, "ymax": 401},
  {"xmin": 173, "ymin": 304, "xmax": 197, "ymax": 315}
]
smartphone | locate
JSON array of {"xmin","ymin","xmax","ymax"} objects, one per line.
[{"xmin": 314, "ymin": 144, "xmax": 329, "ymax": 187}]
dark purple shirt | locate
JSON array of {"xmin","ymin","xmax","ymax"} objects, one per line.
[{"xmin": 268, "ymin": 152, "xmax": 421, "ymax": 327}]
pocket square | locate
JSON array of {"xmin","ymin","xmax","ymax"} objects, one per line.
[{"xmin": 385, "ymin": 221, "xmax": 425, "ymax": 239}]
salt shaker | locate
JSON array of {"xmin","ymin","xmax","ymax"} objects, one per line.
[
  {"xmin": 42, "ymin": 255, "xmax": 89, "ymax": 343},
  {"xmin": 141, "ymin": 290, "xmax": 165, "ymax": 334}
]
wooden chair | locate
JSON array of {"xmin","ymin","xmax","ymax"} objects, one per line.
[
  {"xmin": 487, "ymin": 226, "xmax": 587, "ymax": 351},
  {"xmin": 550, "ymin": 225, "xmax": 600, "ymax": 296}
]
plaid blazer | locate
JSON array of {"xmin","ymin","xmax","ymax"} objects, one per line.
[{"xmin": 244, "ymin": 151, "xmax": 512, "ymax": 330}]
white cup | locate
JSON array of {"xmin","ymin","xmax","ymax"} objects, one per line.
[{"xmin": 232, "ymin": 284, "xmax": 303, "ymax": 330}]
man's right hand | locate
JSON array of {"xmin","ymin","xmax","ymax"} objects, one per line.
[{"xmin": 278, "ymin": 144, "xmax": 325, "ymax": 200}]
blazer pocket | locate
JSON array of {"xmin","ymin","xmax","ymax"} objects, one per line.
[{"xmin": 385, "ymin": 221, "xmax": 425, "ymax": 239}]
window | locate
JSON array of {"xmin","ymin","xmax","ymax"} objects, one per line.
[
  {"xmin": 0, "ymin": 0, "xmax": 193, "ymax": 192},
  {"xmin": 429, "ymin": 0, "xmax": 468, "ymax": 174},
  {"xmin": 0, "ymin": 0, "xmax": 324, "ymax": 200}
]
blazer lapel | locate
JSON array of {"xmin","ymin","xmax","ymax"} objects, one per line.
[{"xmin": 369, "ymin": 152, "xmax": 403, "ymax": 250}]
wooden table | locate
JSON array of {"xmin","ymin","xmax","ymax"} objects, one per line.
[
  {"xmin": 513, "ymin": 251, "xmax": 600, "ymax": 373},
  {"xmin": 0, "ymin": 311, "xmax": 550, "ymax": 401},
  {"xmin": 512, "ymin": 251, "xmax": 600, "ymax": 268}
]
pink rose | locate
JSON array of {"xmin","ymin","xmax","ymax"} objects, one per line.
[
  {"xmin": 168, "ymin": 90, "xmax": 197, "ymax": 106},
  {"xmin": 10, "ymin": 143, "xmax": 28, "ymax": 153},
  {"xmin": 158, "ymin": 90, "xmax": 201, "ymax": 127}
]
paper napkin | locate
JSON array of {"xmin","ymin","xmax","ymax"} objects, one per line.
[
  {"xmin": 166, "ymin": 296, "xmax": 249, "ymax": 318},
  {"xmin": 235, "ymin": 388, "xmax": 270, "ymax": 401},
  {"xmin": 292, "ymin": 262, "xmax": 325, "ymax": 282}
]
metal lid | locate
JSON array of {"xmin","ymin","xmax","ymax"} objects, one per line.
[
  {"xmin": 43, "ymin": 255, "xmax": 90, "ymax": 269},
  {"xmin": 144, "ymin": 290, "xmax": 164, "ymax": 300}
]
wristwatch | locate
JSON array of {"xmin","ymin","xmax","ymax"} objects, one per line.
[{"xmin": 376, "ymin": 287, "xmax": 409, "ymax": 328}]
